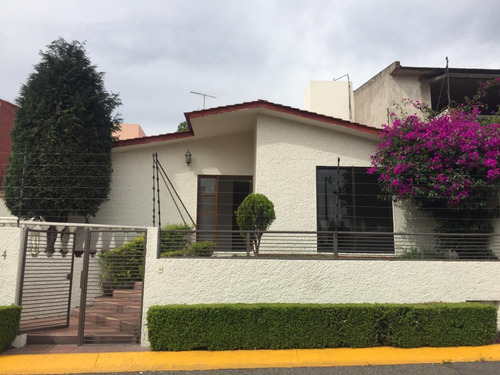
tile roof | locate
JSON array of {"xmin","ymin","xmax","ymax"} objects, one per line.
[{"xmin": 113, "ymin": 99, "xmax": 380, "ymax": 148}]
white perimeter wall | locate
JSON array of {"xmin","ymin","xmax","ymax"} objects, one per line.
[
  {"xmin": 0, "ymin": 226, "xmax": 24, "ymax": 305},
  {"xmin": 254, "ymin": 115, "xmax": 378, "ymax": 232},
  {"xmin": 141, "ymin": 228, "xmax": 500, "ymax": 345},
  {"xmin": 0, "ymin": 227, "xmax": 498, "ymax": 346}
]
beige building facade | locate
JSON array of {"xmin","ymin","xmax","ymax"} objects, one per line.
[{"xmin": 305, "ymin": 61, "xmax": 500, "ymax": 129}]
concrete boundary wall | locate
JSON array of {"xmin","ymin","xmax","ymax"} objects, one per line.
[
  {"xmin": 142, "ymin": 228, "xmax": 500, "ymax": 345},
  {"xmin": 1, "ymin": 226, "xmax": 498, "ymax": 347},
  {"xmin": 0, "ymin": 226, "xmax": 24, "ymax": 306}
]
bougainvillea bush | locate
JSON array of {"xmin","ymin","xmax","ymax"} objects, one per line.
[{"xmin": 369, "ymin": 88, "xmax": 500, "ymax": 258}]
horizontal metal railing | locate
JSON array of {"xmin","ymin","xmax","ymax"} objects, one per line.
[
  {"xmin": 159, "ymin": 229, "xmax": 500, "ymax": 260},
  {"xmin": 79, "ymin": 229, "xmax": 146, "ymax": 345},
  {"xmin": 19, "ymin": 229, "xmax": 75, "ymax": 333}
]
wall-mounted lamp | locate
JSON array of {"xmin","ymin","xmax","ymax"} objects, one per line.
[{"xmin": 185, "ymin": 150, "xmax": 192, "ymax": 166}]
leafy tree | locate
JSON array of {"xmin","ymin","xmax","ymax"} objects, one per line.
[
  {"xmin": 236, "ymin": 193, "xmax": 276, "ymax": 255},
  {"xmin": 177, "ymin": 121, "xmax": 188, "ymax": 132},
  {"xmin": 4, "ymin": 38, "xmax": 121, "ymax": 253},
  {"xmin": 369, "ymin": 81, "xmax": 500, "ymax": 258}
]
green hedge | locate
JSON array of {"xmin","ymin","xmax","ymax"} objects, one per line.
[
  {"xmin": 147, "ymin": 303, "xmax": 497, "ymax": 351},
  {"xmin": 160, "ymin": 224, "xmax": 193, "ymax": 255},
  {"xmin": 381, "ymin": 303, "xmax": 497, "ymax": 347},
  {"xmin": 0, "ymin": 305, "xmax": 22, "ymax": 352}
]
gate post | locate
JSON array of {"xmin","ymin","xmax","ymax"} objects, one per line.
[
  {"xmin": 0, "ymin": 227, "xmax": 25, "ymax": 306},
  {"xmin": 77, "ymin": 228, "xmax": 91, "ymax": 346}
]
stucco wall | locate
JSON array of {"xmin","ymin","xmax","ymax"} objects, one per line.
[
  {"xmin": 304, "ymin": 81, "xmax": 354, "ymax": 121},
  {"xmin": 0, "ymin": 226, "xmax": 24, "ymax": 305},
  {"xmin": 0, "ymin": 198, "xmax": 14, "ymax": 218},
  {"xmin": 94, "ymin": 131, "xmax": 254, "ymax": 227},
  {"xmin": 354, "ymin": 68, "xmax": 431, "ymax": 128},
  {"xmin": 254, "ymin": 115, "xmax": 378, "ymax": 232},
  {"xmin": 141, "ymin": 227, "xmax": 500, "ymax": 346}
]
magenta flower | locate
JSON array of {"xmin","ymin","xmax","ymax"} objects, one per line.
[
  {"xmin": 369, "ymin": 96, "xmax": 500, "ymax": 208},
  {"xmin": 484, "ymin": 158, "xmax": 498, "ymax": 168}
]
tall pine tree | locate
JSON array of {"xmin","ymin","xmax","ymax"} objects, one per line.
[{"xmin": 4, "ymin": 38, "xmax": 121, "ymax": 232}]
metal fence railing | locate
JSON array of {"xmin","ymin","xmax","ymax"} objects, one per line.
[
  {"xmin": 78, "ymin": 229, "xmax": 146, "ymax": 345},
  {"xmin": 19, "ymin": 229, "xmax": 75, "ymax": 333},
  {"xmin": 159, "ymin": 229, "xmax": 500, "ymax": 260}
]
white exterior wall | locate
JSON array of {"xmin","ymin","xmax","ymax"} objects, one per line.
[
  {"xmin": 254, "ymin": 115, "xmax": 378, "ymax": 232},
  {"xmin": 354, "ymin": 68, "xmax": 431, "ymax": 128},
  {"xmin": 0, "ymin": 198, "xmax": 14, "ymax": 218},
  {"xmin": 0, "ymin": 226, "xmax": 24, "ymax": 305},
  {"xmin": 146, "ymin": 260, "xmax": 500, "ymax": 305},
  {"xmin": 94, "ymin": 131, "xmax": 254, "ymax": 227},
  {"xmin": 141, "ymin": 226, "xmax": 500, "ymax": 345},
  {"xmin": 304, "ymin": 81, "xmax": 354, "ymax": 121}
]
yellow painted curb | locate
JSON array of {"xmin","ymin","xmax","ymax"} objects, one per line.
[{"xmin": 0, "ymin": 345, "xmax": 499, "ymax": 374}]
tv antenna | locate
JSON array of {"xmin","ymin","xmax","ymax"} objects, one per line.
[{"xmin": 190, "ymin": 91, "xmax": 217, "ymax": 109}]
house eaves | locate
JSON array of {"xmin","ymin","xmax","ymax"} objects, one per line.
[
  {"xmin": 186, "ymin": 99, "xmax": 380, "ymax": 137},
  {"xmin": 113, "ymin": 99, "xmax": 381, "ymax": 150},
  {"xmin": 389, "ymin": 61, "xmax": 500, "ymax": 82}
]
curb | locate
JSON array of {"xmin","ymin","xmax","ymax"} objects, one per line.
[{"xmin": 1, "ymin": 344, "xmax": 500, "ymax": 374}]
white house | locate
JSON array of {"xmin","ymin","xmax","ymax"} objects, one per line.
[
  {"xmin": 91, "ymin": 100, "xmax": 395, "ymax": 254},
  {"xmin": 2, "ymin": 61, "xmax": 499, "ymax": 251}
]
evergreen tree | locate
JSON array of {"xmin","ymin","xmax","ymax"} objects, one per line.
[
  {"xmin": 4, "ymin": 38, "xmax": 121, "ymax": 229},
  {"xmin": 176, "ymin": 121, "xmax": 188, "ymax": 132}
]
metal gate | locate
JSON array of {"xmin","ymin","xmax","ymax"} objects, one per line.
[
  {"xmin": 19, "ymin": 228, "xmax": 76, "ymax": 332},
  {"xmin": 77, "ymin": 229, "xmax": 146, "ymax": 345}
]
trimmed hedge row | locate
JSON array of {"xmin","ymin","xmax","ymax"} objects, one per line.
[
  {"xmin": 147, "ymin": 303, "xmax": 497, "ymax": 351},
  {"xmin": 0, "ymin": 305, "xmax": 22, "ymax": 352}
]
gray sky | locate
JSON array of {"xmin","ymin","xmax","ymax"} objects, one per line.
[{"xmin": 1, "ymin": 0, "xmax": 499, "ymax": 135}]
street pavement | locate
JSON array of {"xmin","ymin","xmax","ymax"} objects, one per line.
[{"xmin": 39, "ymin": 362, "xmax": 500, "ymax": 375}]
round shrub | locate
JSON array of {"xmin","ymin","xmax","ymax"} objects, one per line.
[{"xmin": 236, "ymin": 193, "xmax": 276, "ymax": 254}]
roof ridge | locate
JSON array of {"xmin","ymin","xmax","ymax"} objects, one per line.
[{"xmin": 114, "ymin": 99, "xmax": 381, "ymax": 148}]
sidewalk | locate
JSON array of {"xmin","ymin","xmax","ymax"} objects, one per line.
[{"xmin": 1, "ymin": 344, "xmax": 500, "ymax": 374}]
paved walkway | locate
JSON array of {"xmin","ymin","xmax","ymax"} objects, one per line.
[{"xmin": 1, "ymin": 344, "xmax": 500, "ymax": 374}]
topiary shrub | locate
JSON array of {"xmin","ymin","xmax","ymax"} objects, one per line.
[{"xmin": 236, "ymin": 193, "xmax": 276, "ymax": 254}]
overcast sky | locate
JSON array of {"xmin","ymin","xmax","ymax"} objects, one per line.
[{"xmin": 1, "ymin": 0, "xmax": 499, "ymax": 135}]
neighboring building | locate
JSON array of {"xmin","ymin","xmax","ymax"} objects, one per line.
[
  {"xmin": 0, "ymin": 99, "xmax": 18, "ymax": 193},
  {"xmin": 353, "ymin": 61, "xmax": 500, "ymax": 128},
  {"xmin": 304, "ymin": 61, "xmax": 500, "ymax": 128},
  {"xmin": 113, "ymin": 123, "xmax": 146, "ymax": 140},
  {"xmin": 304, "ymin": 80, "xmax": 354, "ymax": 121}
]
